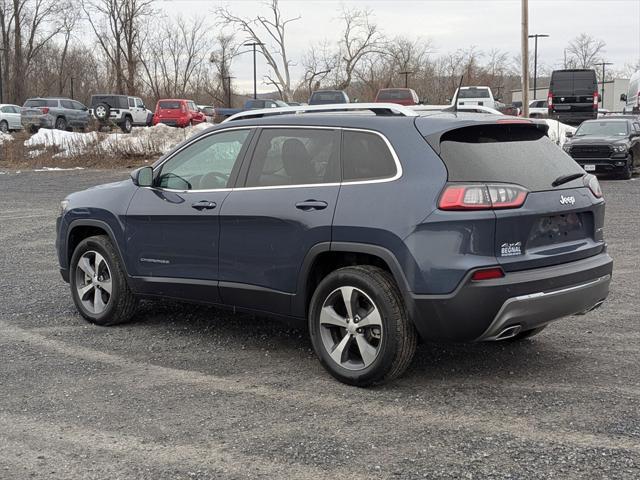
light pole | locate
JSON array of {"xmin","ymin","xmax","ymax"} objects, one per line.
[
  {"xmin": 243, "ymin": 42, "xmax": 264, "ymax": 100},
  {"xmin": 0, "ymin": 47, "xmax": 5, "ymax": 104},
  {"xmin": 399, "ymin": 71, "xmax": 413, "ymax": 88},
  {"xmin": 222, "ymin": 75, "xmax": 235, "ymax": 108},
  {"xmin": 528, "ymin": 33, "xmax": 549, "ymax": 100},
  {"xmin": 594, "ymin": 62, "xmax": 613, "ymax": 108}
]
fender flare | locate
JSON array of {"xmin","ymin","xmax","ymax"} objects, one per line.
[{"xmin": 66, "ymin": 218, "xmax": 129, "ymax": 276}]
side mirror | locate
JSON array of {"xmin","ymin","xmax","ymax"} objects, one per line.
[
  {"xmin": 565, "ymin": 131, "xmax": 574, "ymax": 138},
  {"xmin": 131, "ymin": 166, "xmax": 153, "ymax": 187},
  {"xmin": 620, "ymin": 93, "xmax": 628, "ymax": 102}
]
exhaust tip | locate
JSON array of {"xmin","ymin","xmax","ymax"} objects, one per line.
[
  {"xmin": 577, "ymin": 299, "xmax": 605, "ymax": 315},
  {"xmin": 496, "ymin": 325, "xmax": 522, "ymax": 340}
]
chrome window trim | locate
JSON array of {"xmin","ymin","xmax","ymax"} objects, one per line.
[{"xmin": 150, "ymin": 124, "xmax": 402, "ymax": 193}]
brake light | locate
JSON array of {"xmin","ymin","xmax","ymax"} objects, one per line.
[
  {"xmin": 471, "ymin": 267, "xmax": 505, "ymax": 281},
  {"xmin": 593, "ymin": 92, "xmax": 599, "ymax": 108},
  {"xmin": 584, "ymin": 174, "xmax": 603, "ymax": 198},
  {"xmin": 547, "ymin": 92, "xmax": 553, "ymax": 107},
  {"xmin": 41, "ymin": 107, "xmax": 49, "ymax": 114},
  {"xmin": 438, "ymin": 184, "xmax": 529, "ymax": 210}
]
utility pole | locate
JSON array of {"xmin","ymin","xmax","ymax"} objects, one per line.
[
  {"xmin": 243, "ymin": 42, "xmax": 264, "ymax": 100},
  {"xmin": 0, "ymin": 47, "xmax": 5, "ymax": 104},
  {"xmin": 399, "ymin": 71, "xmax": 414, "ymax": 88},
  {"xmin": 222, "ymin": 76, "xmax": 234, "ymax": 108},
  {"xmin": 594, "ymin": 62, "xmax": 613, "ymax": 108},
  {"xmin": 528, "ymin": 33, "xmax": 549, "ymax": 100},
  {"xmin": 521, "ymin": 0, "xmax": 530, "ymax": 117},
  {"xmin": 70, "ymin": 77, "xmax": 74, "ymax": 99}
]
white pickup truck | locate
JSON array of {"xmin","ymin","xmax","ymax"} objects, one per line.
[{"xmin": 452, "ymin": 86, "xmax": 499, "ymax": 109}]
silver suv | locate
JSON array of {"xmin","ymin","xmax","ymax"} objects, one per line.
[{"xmin": 21, "ymin": 97, "xmax": 89, "ymax": 132}]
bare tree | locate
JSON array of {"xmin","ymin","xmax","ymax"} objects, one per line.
[
  {"xmin": 566, "ymin": 33, "xmax": 606, "ymax": 69},
  {"xmin": 334, "ymin": 7, "xmax": 383, "ymax": 90},
  {"xmin": 208, "ymin": 32, "xmax": 241, "ymax": 106},
  {"xmin": 301, "ymin": 40, "xmax": 336, "ymax": 94},
  {"xmin": 216, "ymin": 0, "xmax": 299, "ymax": 101}
]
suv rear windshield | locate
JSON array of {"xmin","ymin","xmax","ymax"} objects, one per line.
[
  {"xmin": 24, "ymin": 99, "xmax": 58, "ymax": 108},
  {"xmin": 377, "ymin": 90, "xmax": 412, "ymax": 100},
  {"xmin": 436, "ymin": 124, "xmax": 584, "ymax": 191},
  {"xmin": 90, "ymin": 95, "xmax": 128, "ymax": 109},
  {"xmin": 458, "ymin": 88, "xmax": 490, "ymax": 99},
  {"xmin": 310, "ymin": 92, "xmax": 345, "ymax": 104},
  {"xmin": 159, "ymin": 101, "xmax": 182, "ymax": 110},
  {"xmin": 550, "ymin": 70, "xmax": 597, "ymax": 96}
]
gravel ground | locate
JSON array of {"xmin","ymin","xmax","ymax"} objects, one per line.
[{"xmin": 0, "ymin": 169, "xmax": 638, "ymax": 479}]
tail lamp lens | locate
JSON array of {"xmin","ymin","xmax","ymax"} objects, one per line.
[
  {"xmin": 547, "ymin": 93, "xmax": 553, "ymax": 107},
  {"xmin": 593, "ymin": 92, "xmax": 599, "ymax": 107},
  {"xmin": 41, "ymin": 107, "xmax": 49, "ymax": 114},
  {"xmin": 439, "ymin": 184, "xmax": 529, "ymax": 210},
  {"xmin": 471, "ymin": 267, "xmax": 505, "ymax": 281},
  {"xmin": 584, "ymin": 174, "xmax": 603, "ymax": 198}
]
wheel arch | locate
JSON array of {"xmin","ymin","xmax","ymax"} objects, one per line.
[
  {"xmin": 293, "ymin": 242, "xmax": 413, "ymax": 319},
  {"xmin": 66, "ymin": 219, "xmax": 129, "ymax": 276}
]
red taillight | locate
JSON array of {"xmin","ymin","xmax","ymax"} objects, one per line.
[
  {"xmin": 593, "ymin": 92, "xmax": 599, "ymax": 108},
  {"xmin": 584, "ymin": 174, "xmax": 603, "ymax": 198},
  {"xmin": 471, "ymin": 267, "xmax": 505, "ymax": 281},
  {"xmin": 547, "ymin": 93, "xmax": 553, "ymax": 107},
  {"xmin": 438, "ymin": 184, "xmax": 529, "ymax": 211},
  {"xmin": 41, "ymin": 107, "xmax": 49, "ymax": 114}
]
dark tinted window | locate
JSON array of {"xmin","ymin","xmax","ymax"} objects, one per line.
[
  {"xmin": 90, "ymin": 95, "xmax": 128, "ymax": 109},
  {"xmin": 550, "ymin": 70, "xmax": 597, "ymax": 95},
  {"xmin": 377, "ymin": 89, "xmax": 412, "ymax": 100},
  {"xmin": 245, "ymin": 100, "xmax": 265, "ymax": 109},
  {"xmin": 458, "ymin": 88, "xmax": 491, "ymax": 99},
  {"xmin": 246, "ymin": 129, "xmax": 339, "ymax": 187},
  {"xmin": 438, "ymin": 124, "xmax": 584, "ymax": 191},
  {"xmin": 342, "ymin": 131, "xmax": 397, "ymax": 181},
  {"xmin": 72, "ymin": 101, "xmax": 86, "ymax": 110},
  {"xmin": 61, "ymin": 100, "xmax": 74, "ymax": 109},
  {"xmin": 309, "ymin": 91, "xmax": 347, "ymax": 104},
  {"xmin": 24, "ymin": 99, "xmax": 57, "ymax": 108},
  {"xmin": 159, "ymin": 101, "xmax": 181, "ymax": 109},
  {"xmin": 158, "ymin": 129, "xmax": 250, "ymax": 190}
]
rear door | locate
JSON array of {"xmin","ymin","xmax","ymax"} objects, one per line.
[
  {"xmin": 218, "ymin": 127, "xmax": 341, "ymax": 314},
  {"xmin": 435, "ymin": 123, "xmax": 605, "ymax": 272},
  {"xmin": 550, "ymin": 70, "xmax": 597, "ymax": 113},
  {"xmin": 125, "ymin": 128, "xmax": 253, "ymax": 302}
]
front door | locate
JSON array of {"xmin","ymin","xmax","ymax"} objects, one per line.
[
  {"xmin": 125, "ymin": 128, "xmax": 253, "ymax": 302},
  {"xmin": 219, "ymin": 127, "xmax": 341, "ymax": 314}
]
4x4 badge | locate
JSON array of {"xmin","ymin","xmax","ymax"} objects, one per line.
[{"xmin": 560, "ymin": 195, "xmax": 576, "ymax": 205}]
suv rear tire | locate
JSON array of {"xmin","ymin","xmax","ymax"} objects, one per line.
[
  {"xmin": 69, "ymin": 235, "xmax": 138, "ymax": 326},
  {"xmin": 620, "ymin": 153, "xmax": 634, "ymax": 180},
  {"xmin": 121, "ymin": 116, "xmax": 133, "ymax": 133},
  {"xmin": 55, "ymin": 117, "xmax": 67, "ymax": 131},
  {"xmin": 308, "ymin": 266, "xmax": 417, "ymax": 386}
]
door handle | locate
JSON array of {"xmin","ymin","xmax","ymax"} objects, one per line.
[
  {"xmin": 295, "ymin": 200, "xmax": 328, "ymax": 211},
  {"xmin": 191, "ymin": 200, "xmax": 217, "ymax": 211}
]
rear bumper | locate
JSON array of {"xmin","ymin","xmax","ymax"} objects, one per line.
[
  {"xmin": 408, "ymin": 252, "xmax": 613, "ymax": 342},
  {"xmin": 22, "ymin": 116, "xmax": 54, "ymax": 128}
]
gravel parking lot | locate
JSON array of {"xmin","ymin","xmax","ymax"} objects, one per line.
[{"xmin": 0, "ymin": 169, "xmax": 638, "ymax": 479}]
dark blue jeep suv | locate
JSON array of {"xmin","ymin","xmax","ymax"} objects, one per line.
[{"xmin": 56, "ymin": 104, "xmax": 613, "ymax": 386}]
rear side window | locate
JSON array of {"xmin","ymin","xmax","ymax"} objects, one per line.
[
  {"xmin": 342, "ymin": 131, "xmax": 397, "ymax": 182},
  {"xmin": 437, "ymin": 124, "xmax": 584, "ymax": 191},
  {"xmin": 61, "ymin": 100, "xmax": 74, "ymax": 109},
  {"xmin": 245, "ymin": 128, "xmax": 339, "ymax": 187},
  {"xmin": 159, "ymin": 101, "xmax": 181, "ymax": 110},
  {"xmin": 24, "ymin": 99, "xmax": 46, "ymax": 107}
]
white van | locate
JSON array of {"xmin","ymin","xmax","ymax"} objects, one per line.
[
  {"xmin": 622, "ymin": 71, "xmax": 639, "ymax": 114},
  {"xmin": 452, "ymin": 86, "xmax": 498, "ymax": 109}
]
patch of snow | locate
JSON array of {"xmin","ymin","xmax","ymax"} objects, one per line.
[
  {"xmin": 542, "ymin": 119, "xmax": 576, "ymax": 146},
  {"xmin": 0, "ymin": 132, "xmax": 13, "ymax": 145},
  {"xmin": 33, "ymin": 166, "xmax": 85, "ymax": 172}
]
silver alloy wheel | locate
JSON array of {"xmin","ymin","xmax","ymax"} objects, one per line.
[
  {"xmin": 319, "ymin": 286, "xmax": 383, "ymax": 371},
  {"xmin": 95, "ymin": 105, "xmax": 107, "ymax": 119},
  {"xmin": 75, "ymin": 250, "xmax": 112, "ymax": 315}
]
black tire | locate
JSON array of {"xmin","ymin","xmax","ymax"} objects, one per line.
[
  {"xmin": 55, "ymin": 117, "xmax": 67, "ymax": 131},
  {"xmin": 620, "ymin": 156, "xmax": 633, "ymax": 180},
  {"xmin": 120, "ymin": 116, "xmax": 133, "ymax": 133},
  {"xmin": 29, "ymin": 125, "xmax": 39, "ymax": 134},
  {"xmin": 308, "ymin": 266, "xmax": 417, "ymax": 386},
  {"xmin": 69, "ymin": 235, "xmax": 138, "ymax": 326},
  {"xmin": 0, "ymin": 120, "xmax": 8, "ymax": 133},
  {"xmin": 94, "ymin": 102, "xmax": 110, "ymax": 122},
  {"xmin": 506, "ymin": 325, "xmax": 547, "ymax": 341}
]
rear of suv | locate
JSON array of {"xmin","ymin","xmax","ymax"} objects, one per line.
[
  {"xmin": 56, "ymin": 104, "xmax": 612, "ymax": 386},
  {"xmin": 375, "ymin": 88, "xmax": 420, "ymax": 105},
  {"xmin": 548, "ymin": 69, "xmax": 599, "ymax": 125},
  {"xmin": 152, "ymin": 99, "xmax": 205, "ymax": 128},
  {"xmin": 90, "ymin": 94, "xmax": 151, "ymax": 133},
  {"xmin": 21, "ymin": 97, "xmax": 89, "ymax": 132}
]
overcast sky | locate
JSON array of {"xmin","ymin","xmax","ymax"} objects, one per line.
[{"xmin": 159, "ymin": 0, "xmax": 640, "ymax": 94}]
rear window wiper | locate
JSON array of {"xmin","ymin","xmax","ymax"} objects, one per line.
[{"xmin": 552, "ymin": 172, "xmax": 585, "ymax": 188}]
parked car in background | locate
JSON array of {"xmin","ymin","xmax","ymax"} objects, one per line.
[
  {"xmin": 410, "ymin": 104, "xmax": 504, "ymax": 115},
  {"xmin": 308, "ymin": 90, "xmax": 350, "ymax": 105},
  {"xmin": 0, "ymin": 104, "xmax": 23, "ymax": 133},
  {"xmin": 152, "ymin": 99, "xmax": 206, "ymax": 128},
  {"xmin": 548, "ymin": 69, "xmax": 599, "ymax": 125},
  {"xmin": 452, "ymin": 86, "xmax": 499, "ymax": 109},
  {"xmin": 527, "ymin": 99, "xmax": 548, "ymax": 118},
  {"xmin": 21, "ymin": 97, "xmax": 89, "ymax": 132},
  {"xmin": 56, "ymin": 103, "xmax": 611, "ymax": 386},
  {"xmin": 198, "ymin": 105, "xmax": 216, "ymax": 123},
  {"xmin": 374, "ymin": 88, "xmax": 420, "ymax": 105},
  {"xmin": 563, "ymin": 118, "xmax": 640, "ymax": 179},
  {"xmin": 214, "ymin": 99, "xmax": 289, "ymax": 120},
  {"xmin": 621, "ymin": 70, "xmax": 639, "ymax": 114},
  {"xmin": 90, "ymin": 94, "xmax": 152, "ymax": 133}
]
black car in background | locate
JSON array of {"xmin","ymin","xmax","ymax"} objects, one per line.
[
  {"xmin": 564, "ymin": 118, "xmax": 640, "ymax": 179},
  {"xmin": 548, "ymin": 69, "xmax": 599, "ymax": 125}
]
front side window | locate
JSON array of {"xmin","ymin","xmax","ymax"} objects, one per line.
[
  {"xmin": 157, "ymin": 129, "xmax": 251, "ymax": 190},
  {"xmin": 128, "ymin": 97, "xmax": 135, "ymax": 107},
  {"xmin": 245, "ymin": 128, "xmax": 339, "ymax": 187},
  {"xmin": 342, "ymin": 130, "xmax": 397, "ymax": 182},
  {"xmin": 72, "ymin": 101, "xmax": 86, "ymax": 110},
  {"xmin": 135, "ymin": 98, "xmax": 144, "ymax": 108},
  {"xmin": 61, "ymin": 100, "xmax": 74, "ymax": 109}
]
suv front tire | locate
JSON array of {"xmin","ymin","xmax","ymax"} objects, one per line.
[{"xmin": 308, "ymin": 266, "xmax": 417, "ymax": 386}]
